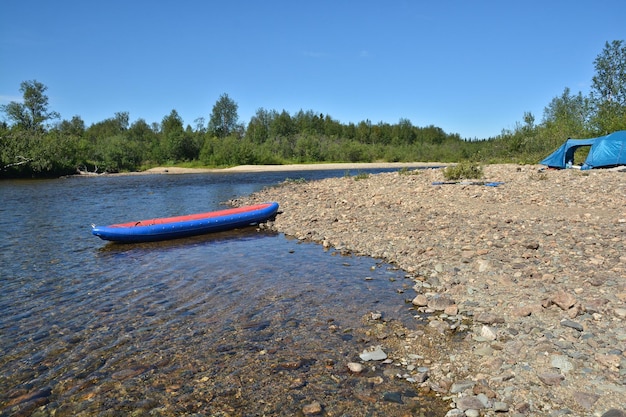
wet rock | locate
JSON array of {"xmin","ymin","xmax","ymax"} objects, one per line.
[{"xmin": 382, "ymin": 391, "xmax": 404, "ymax": 404}]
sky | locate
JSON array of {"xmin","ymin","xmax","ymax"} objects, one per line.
[{"xmin": 1, "ymin": 1, "xmax": 625, "ymax": 139}]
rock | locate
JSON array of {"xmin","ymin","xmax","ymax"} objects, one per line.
[
  {"xmin": 560, "ymin": 319, "xmax": 583, "ymax": 331},
  {"xmin": 359, "ymin": 346, "xmax": 387, "ymax": 361},
  {"xmin": 455, "ymin": 396, "xmax": 486, "ymax": 411},
  {"xmin": 552, "ymin": 291, "xmax": 577, "ymax": 310},
  {"xmin": 537, "ymin": 372, "xmax": 565, "ymax": 386},
  {"xmin": 382, "ymin": 391, "xmax": 403, "ymax": 404},
  {"xmin": 450, "ymin": 380, "xmax": 476, "ymax": 393},
  {"xmin": 302, "ymin": 401, "xmax": 322, "ymax": 415},
  {"xmin": 474, "ymin": 312, "xmax": 505, "ymax": 324},
  {"xmin": 595, "ymin": 353, "xmax": 621, "ymax": 370},
  {"xmin": 427, "ymin": 294, "xmax": 455, "ymax": 310},
  {"xmin": 572, "ymin": 391, "xmax": 600, "ymax": 410},
  {"xmin": 550, "ymin": 355, "xmax": 574, "ymax": 373},
  {"xmin": 602, "ymin": 409, "xmax": 626, "ymax": 417},
  {"xmin": 444, "ymin": 304, "xmax": 459, "ymax": 315},
  {"xmin": 347, "ymin": 362, "xmax": 364, "ymax": 373},
  {"xmin": 493, "ymin": 401, "xmax": 510, "ymax": 412},
  {"xmin": 412, "ymin": 294, "xmax": 428, "ymax": 306},
  {"xmin": 480, "ymin": 325, "xmax": 497, "ymax": 341}
]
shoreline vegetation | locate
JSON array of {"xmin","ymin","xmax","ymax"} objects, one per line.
[
  {"xmin": 3, "ymin": 41, "xmax": 625, "ymax": 179},
  {"xmin": 233, "ymin": 163, "xmax": 626, "ymax": 416}
]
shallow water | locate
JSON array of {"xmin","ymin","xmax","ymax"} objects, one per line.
[{"xmin": 0, "ymin": 171, "xmax": 447, "ymax": 416}]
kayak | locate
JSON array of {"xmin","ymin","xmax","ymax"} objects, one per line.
[{"xmin": 91, "ymin": 202, "xmax": 279, "ymax": 243}]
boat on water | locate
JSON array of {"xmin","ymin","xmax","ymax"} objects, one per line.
[{"xmin": 92, "ymin": 202, "xmax": 279, "ymax": 243}]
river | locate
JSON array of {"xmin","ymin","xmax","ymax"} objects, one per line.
[{"xmin": 0, "ymin": 169, "xmax": 447, "ymax": 416}]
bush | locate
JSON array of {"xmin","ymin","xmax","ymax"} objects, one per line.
[{"xmin": 443, "ymin": 162, "xmax": 483, "ymax": 180}]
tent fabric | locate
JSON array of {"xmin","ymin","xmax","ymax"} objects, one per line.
[{"xmin": 540, "ymin": 130, "xmax": 626, "ymax": 169}]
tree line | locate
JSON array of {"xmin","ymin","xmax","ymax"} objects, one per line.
[{"xmin": 1, "ymin": 40, "xmax": 625, "ymax": 178}]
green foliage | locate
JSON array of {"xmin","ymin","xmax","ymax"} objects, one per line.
[
  {"xmin": 0, "ymin": 80, "xmax": 60, "ymax": 131},
  {"xmin": 443, "ymin": 162, "xmax": 484, "ymax": 180},
  {"xmin": 208, "ymin": 93, "xmax": 240, "ymax": 138}
]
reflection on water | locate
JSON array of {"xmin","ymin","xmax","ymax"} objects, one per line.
[{"xmin": 0, "ymin": 172, "xmax": 447, "ymax": 416}]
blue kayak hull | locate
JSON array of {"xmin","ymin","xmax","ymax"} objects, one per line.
[{"xmin": 92, "ymin": 202, "xmax": 279, "ymax": 243}]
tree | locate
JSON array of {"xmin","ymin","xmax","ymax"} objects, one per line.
[
  {"xmin": 542, "ymin": 87, "xmax": 590, "ymax": 139},
  {"xmin": 591, "ymin": 40, "xmax": 626, "ymax": 106},
  {"xmin": 590, "ymin": 40, "xmax": 626, "ymax": 133},
  {"xmin": 208, "ymin": 93, "xmax": 240, "ymax": 138},
  {"xmin": 0, "ymin": 80, "xmax": 60, "ymax": 131}
]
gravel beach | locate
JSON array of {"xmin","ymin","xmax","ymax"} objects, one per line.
[{"xmin": 235, "ymin": 164, "xmax": 626, "ymax": 417}]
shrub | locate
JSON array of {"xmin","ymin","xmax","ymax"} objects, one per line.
[{"xmin": 443, "ymin": 162, "xmax": 483, "ymax": 180}]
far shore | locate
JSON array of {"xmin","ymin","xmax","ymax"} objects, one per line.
[{"xmin": 126, "ymin": 162, "xmax": 448, "ymax": 175}]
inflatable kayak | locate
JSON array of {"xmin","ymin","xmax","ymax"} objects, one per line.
[{"xmin": 92, "ymin": 202, "xmax": 279, "ymax": 243}]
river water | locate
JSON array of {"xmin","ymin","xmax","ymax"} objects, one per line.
[{"xmin": 0, "ymin": 169, "xmax": 447, "ymax": 416}]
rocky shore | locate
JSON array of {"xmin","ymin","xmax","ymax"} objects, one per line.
[{"xmin": 235, "ymin": 164, "xmax": 626, "ymax": 417}]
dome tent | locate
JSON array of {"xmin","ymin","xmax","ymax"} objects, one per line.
[{"xmin": 540, "ymin": 131, "xmax": 626, "ymax": 169}]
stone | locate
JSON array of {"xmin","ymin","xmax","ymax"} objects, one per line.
[
  {"xmin": 537, "ymin": 372, "xmax": 564, "ymax": 386},
  {"xmin": 552, "ymin": 291, "xmax": 577, "ymax": 310},
  {"xmin": 347, "ymin": 362, "xmax": 364, "ymax": 373},
  {"xmin": 444, "ymin": 304, "xmax": 459, "ymax": 315},
  {"xmin": 455, "ymin": 396, "xmax": 486, "ymax": 411},
  {"xmin": 382, "ymin": 391, "xmax": 403, "ymax": 404},
  {"xmin": 450, "ymin": 380, "xmax": 476, "ymax": 393},
  {"xmin": 427, "ymin": 294, "xmax": 455, "ymax": 310},
  {"xmin": 493, "ymin": 401, "xmax": 510, "ymax": 412},
  {"xmin": 595, "ymin": 353, "xmax": 621, "ymax": 370},
  {"xmin": 412, "ymin": 294, "xmax": 428, "ymax": 306},
  {"xmin": 560, "ymin": 319, "xmax": 583, "ymax": 332},
  {"xmin": 302, "ymin": 401, "xmax": 322, "ymax": 415},
  {"xmin": 572, "ymin": 391, "xmax": 600, "ymax": 410},
  {"xmin": 551, "ymin": 355, "xmax": 574, "ymax": 373},
  {"xmin": 602, "ymin": 409, "xmax": 626, "ymax": 417},
  {"xmin": 474, "ymin": 312, "xmax": 505, "ymax": 324},
  {"xmin": 359, "ymin": 346, "xmax": 387, "ymax": 361},
  {"xmin": 480, "ymin": 325, "xmax": 497, "ymax": 341}
]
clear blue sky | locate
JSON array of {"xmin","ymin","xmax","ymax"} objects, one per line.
[{"xmin": 1, "ymin": 1, "xmax": 624, "ymax": 139}]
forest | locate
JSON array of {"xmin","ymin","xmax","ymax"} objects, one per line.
[{"xmin": 1, "ymin": 40, "xmax": 625, "ymax": 178}]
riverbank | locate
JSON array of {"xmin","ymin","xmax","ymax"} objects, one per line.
[
  {"xmin": 136, "ymin": 162, "xmax": 446, "ymax": 175},
  {"xmin": 235, "ymin": 164, "xmax": 626, "ymax": 417}
]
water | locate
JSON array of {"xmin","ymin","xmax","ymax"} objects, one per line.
[{"xmin": 0, "ymin": 170, "xmax": 447, "ymax": 416}]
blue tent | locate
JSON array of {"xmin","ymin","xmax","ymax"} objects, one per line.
[{"xmin": 540, "ymin": 131, "xmax": 626, "ymax": 169}]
